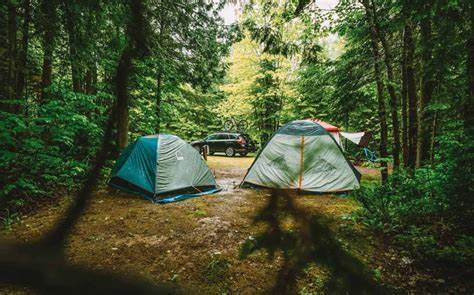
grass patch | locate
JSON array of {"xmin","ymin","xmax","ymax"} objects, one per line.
[
  {"xmin": 190, "ymin": 202, "xmax": 209, "ymax": 218},
  {"xmin": 204, "ymin": 253, "xmax": 230, "ymax": 284},
  {"xmin": 193, "ymin": 208, "xmax": 208, "ymax": 218}
]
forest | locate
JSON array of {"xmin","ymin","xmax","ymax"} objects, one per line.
[{"xmin": 0, "ymin": 0, "xmax": 473, "ymax": 293}]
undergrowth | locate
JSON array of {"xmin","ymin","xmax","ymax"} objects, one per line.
[{"xmin": 351, "ymin": 132, "xmax": 474, "ymax": 268}]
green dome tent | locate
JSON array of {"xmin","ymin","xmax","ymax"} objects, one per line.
[
  {"xmin": 109, "ymin": 134, "xmax": 220, "ymax": 203},
  {"xmin": 241, "ymin": 120, "xmax": 360, "ymax": 193}
]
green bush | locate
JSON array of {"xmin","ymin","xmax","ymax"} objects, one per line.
[
  {"xmin": 351, "ymin": 132, "xmax": 473, "ymax": 267},
  {"xmin": 0, "ymin": 84, "xmax": 109, "ymax": 216},
  {"xmin": 353, "ymin": 168, "xmax": 447, "ymax": 232}
]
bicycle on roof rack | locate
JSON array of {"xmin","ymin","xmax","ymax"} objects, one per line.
[{"xmin": 223, "ymin": 117, "xmax": 248, "ymax": 132}]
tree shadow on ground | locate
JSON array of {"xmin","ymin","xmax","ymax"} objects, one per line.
[{"xmin": 240, "ymin": 188, "xmax": 389, "ymax": 294}]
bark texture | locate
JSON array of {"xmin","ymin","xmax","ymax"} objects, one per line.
[
  {"xmin": 115, "ymin": 0, "xmax": 149, "ymax": 149},
  {"xmin": 404, "ymin": 21, "xmax": 418, "ymax": 168},
  {"xmin": 417, "ymin": 16, "xmax": 435, "ymax": 166},
  {"xmin": 466, "ymin": 1, "xmax": 474, "ymax": 136},
  {"xmin": 0, "ymin": 2, "xmax": 11, "ymax": 110},
  {"xmin": 15, "ymin": 0, "xmax": 31, "ymax": 110},
  {"xmin": 40, "ymin": 0, "xmax": 58, "ymax": 103}
]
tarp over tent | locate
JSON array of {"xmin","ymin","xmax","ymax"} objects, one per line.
[
  {"xmin": 307, "ymin": 118, "xmax": 371, "ymax": 149},
  {"xmin": 109, "ymin": 134, "xmax": 220, "ymax": 203},
  {"xmin": 242, "ymin": 120, "xmax": 361, "ymax": 193}
]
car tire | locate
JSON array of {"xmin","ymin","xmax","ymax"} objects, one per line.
[
  {"xmin": 239, "ymin": 152, "xmax": 248, "ymax": 157},
  {"xmin": 225, "ymin": 147, "xmax": 235, "ymax": 157}
]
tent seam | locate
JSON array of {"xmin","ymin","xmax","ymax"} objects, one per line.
[{"xmin": 298, "ymin": 135, "xmax": 305, "ymax": 190}]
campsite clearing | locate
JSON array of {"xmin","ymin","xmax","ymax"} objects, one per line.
[{"xmin": 0, "ymin": 156, "xmax": 467, "ymax": 294}]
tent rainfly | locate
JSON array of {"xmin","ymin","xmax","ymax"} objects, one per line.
[
  {"xmin": 241, "ymin": 120, "xmax": 361, "ymax": 193},
  {"xmin": 308, "ymin": 119, "xmax": 371, "ymax": 149},
  {"xmin": 109, "ymin": 134, "xmax": 220, "ymax": 203}
]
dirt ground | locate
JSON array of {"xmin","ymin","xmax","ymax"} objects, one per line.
[{"xmin": 0, "ymin": 156, "xmax": 463, "ymax": 294}]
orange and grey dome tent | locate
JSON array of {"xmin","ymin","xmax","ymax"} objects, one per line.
[{"xmin": 241, "ymin": 120, "xmax": 361, "ymax": 193}]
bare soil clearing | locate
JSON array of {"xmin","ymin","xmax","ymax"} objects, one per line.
[{"xmin": 0, "ymin": 156, "xmax": 458, "ymax": 294}]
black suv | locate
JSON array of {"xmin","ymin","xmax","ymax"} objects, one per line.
[{"xmin": 191, "ymin": 132, "xmax": 257, "ymax": 157}]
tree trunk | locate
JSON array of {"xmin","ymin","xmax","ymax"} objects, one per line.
[
  {"xmin": 430, "ymin": 111, "xmax": 437, "ymax": 163},
  {"xmin": 401, "ymin": 29, "xmax": 409, "ymax": 166},
  {"xmin": 363, "ymin": 5, "xmax": 389, "ymax": 183},
  {"xmin": 63, "ymin": 0, "xmax": 84, "ymax": 93},
  {"xmin": 155, "ymin": 14, "xmax": 166, "ymax": 135},
  {"xmin": 15, "ymin": 0, "xmax": 31, "ymax": 110},
  {"xmin": 40, "ymin": 0, "xmax": 58, "ymax": 103},
  {"xmin": 417, "ymin": 16, "xmax": 435, "ymax": 167},
  {"xmin": 0, "ymin": 2, "xmax": 9, "ymax": 110},
  {"xmin": 155, "ymin": 71, "xmax": 162, "ymax": 134},
  {"xmin": 115, "ymin": 0, "xmax": 148, "ymax": 149},
  {"xmin": 466, "ymin": 1, "xmax": 474, "ymax": 137},
  {"xmin": 115, "ymin": 48, "xmax": 132, "ymax": 149},
  {"xmin": 84, "ymin": 64, "xmax": 97, "ymax": 94},
  {"xmin": 366, "ymin": 0, "xmax": 401, "ymax": 169},
  {"xmin": 71, "ymin": 63, "xmax": 83, "ymax": 92},
  {"xmin": 404, "ymin": 21, "xmax": 418, "ymax": 169},
  {"xmin": 7, "ymin": 1, "xmax": 18, "ymax": 112}
]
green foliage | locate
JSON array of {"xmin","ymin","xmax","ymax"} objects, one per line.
[
  {"xmin": 1, "ymin": 210, "xmax": 20, "ymax": 231},
  {"xmin": 250, "ymin": 58, "xmax": 284, "ymax": 145},
  {"xmin": 0, "ymin": 0, "xmax": 236, "ymax": 221},
  {"xmin": 0, "ymin": 83, "xmax": 108, "ymax": 214},
  {"xmin": 352, "ymin": 131, "xmax": 474, "ymax": 266},
  {"xmin": 129, "ymin": 83, "xmax": 224, "ymax": 141},
  {"xmin": 353, "ymin": 168, "xmax": 447, "ymax": 232},
  {"xmin": 290, "ymin": 62, "xmax": 335, "ymax": 120},
  {"xmin": 218, "ymin": 34, "xmax": 295, "ymax": 141}
]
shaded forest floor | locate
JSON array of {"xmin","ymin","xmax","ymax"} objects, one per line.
[{"xmin": 0, "ymin": 156, "xmax": 468, "ymax": 294}]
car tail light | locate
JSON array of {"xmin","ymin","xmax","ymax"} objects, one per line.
[{"xmin": 238, "ymin": 136, "xmax": 246, "ymax": 145}]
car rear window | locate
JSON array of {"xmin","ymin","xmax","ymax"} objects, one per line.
[{"xmin": 216, "ymin": 134, "xmax": 229, "ymax": 140}]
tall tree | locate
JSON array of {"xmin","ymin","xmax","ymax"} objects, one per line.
[
  {"xmin": 250, "ymin": 58, "xmax": 283, "ymax": 147},
  {"xmin": 116, "ymin": 0, "xmax": 150, "ymax": 149},
  {"xmin": 152, "ymin": 7, "xmax": 167, "ymax": 135},
  {"xmin": 404, "ymin": 19, "xmax": 418, "ymax": 168},
  {"xmin": 362, "ymin": 0, "xmax": 401, "ymax": 169},
  {"xmin": 146, "ymin": 0, "xmax": 233, "ymax": 134},
  {"xmin": 6, "ymin": 0, "xmax": 17, "ymax": 112},
  {"xmin": 364, "ymin": 4, "xmax": 389, "ymax": 183},
  {"xmin": 155, "ymin": 70, "xmax": 163, "ymax": 134},
  {"xmin": 0, "ymin": 2, "xmax": 11, "ymax": 110},
  {"xmin": 401, "ymin": 39, "xmax": 408, "ymax": 166},
  {"xmin": 15, "ymin": 0, "xmax": 31, "ymax": 109},
  {"xmin": 62, "ymin": 0, "xmax": 85, "ymax": 93},
  {"xmin": 417, "ymin": 6, "xmax": 435, "ymax": 166},
  {"xmin": 466, "ymin": 0, "xmax": 474, "ymax": 137},
  {"xmin": 39, "ymin": 0, "xmax": 59, "ymax": 102}
]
